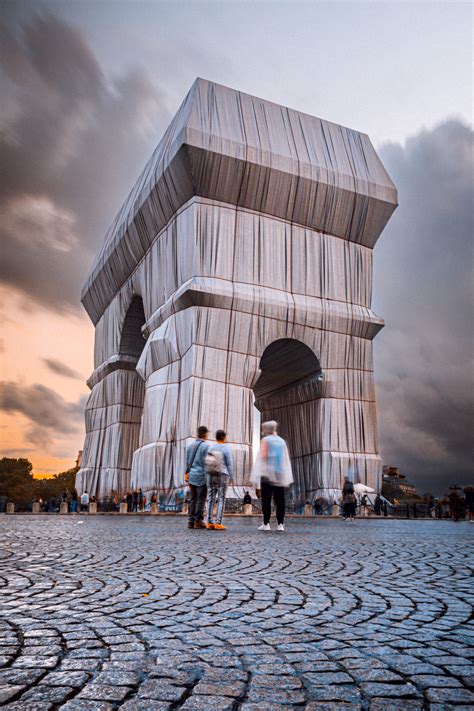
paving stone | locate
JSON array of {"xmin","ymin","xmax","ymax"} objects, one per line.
[
  {"xmin": 250, "ymin": 674, "xmax": 302, "ymax": 689},
  {"xmin": 20, "ymin": 685, "xmax": 74, "ymax": 703},
  {"xmin": 39, "ymin": 671, "xmax": 89, "ymax": 687},
  {"xmin": 93, "ymin": 670, "xmax": 140, "ymax": 685},
  {"xmin": 425, "ymin": 687, "xmax": 474, "ymax": 703},
  {"xmin": 369, "ymin": 700, "xmax": 423, "ymax": 710},
  {"xmin": 121, "ymin": 702, "xmax": 171, "ymax": 711},
  {"xmin": 4, "ymin": 703, "xmax": 54, "ymax": 710},
  {"xmin": 302, "ymin": 686, "xmax": 361, "ymax": 703},
  {"xmin": 246, "ymin": 687, "xmax": 307, "ymax": 704},
  {"xmin": 12, "ymin": 656, "xmax": 58, "ymax": 669},
  {"xmin": 352, "ymin": 668, "xmax": 403, "ymax": 682},
  {"xmin": 62, "ymin": 702, "xmax": 115, "ymax": 710},
  {"xmin": 181, "ymin": 695, "xmax": 235, "ymax": 710},
  {"xmin": 0, "ymin": 670, "xmax": 43, "ymax": 685},
  {"xmin": 136, "ymin": 680, "xmax": 187, "ymax": 701},
  {"xmin": 59, "ymin": 659, "xmax": 102, "ymax": 671},
  {"xmin": 361, "ymin": 682, "xmax": 421, "ymax": 698},
  {"xmin": 78, "ymin": 683, "xmax": 132, "ymax": 701},
  {"xmin": 0, "ymin": 686, "xmax": 25, "ymax": 704},
  {"xmin": 303, "ymin": 672, "xmax": 354, "ymax": 685},
  {"xmin": 409, "ymin": 674, "xmax": 462, "ymax": 688}
]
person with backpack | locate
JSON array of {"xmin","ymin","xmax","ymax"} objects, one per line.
[
  {"xmin": 205, "ymin": 429, "xmax": 234, "ymax": 530},
  {"xmin": 250, "ymin": 420, "xmax": 293, "ymax": 531},
  {"xmin": 185, "ymin": 426, "xmax": 210, "ymax": 529}
]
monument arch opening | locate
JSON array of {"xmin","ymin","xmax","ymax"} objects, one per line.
[
  {"xmin": 119, "ymin": 295, "xmax": 146, "ymax": 361},
  {"xmin": 253, "ymin": 339, "xmax": 323, "ymax": 505}
]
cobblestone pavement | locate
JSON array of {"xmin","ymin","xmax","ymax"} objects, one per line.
[{"xmin": 0, "ymin": 516, "xmax": 472, "ymax": 711}]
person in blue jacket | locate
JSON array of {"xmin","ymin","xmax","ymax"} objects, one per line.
[{"xmin": 185, "ymin": 425, "xmax": 209, "ymax": 529}]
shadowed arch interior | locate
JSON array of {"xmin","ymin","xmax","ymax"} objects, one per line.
[
  {"xmin": 119, "ymin": 296, "xmax": 146, "ymax": 360},
  {"xmin": 254, "ymin": 339, "xmax": 322, "ymax": 402},
  {"xmin": 253, "ymin": 339, "xmax": 323, "ymax": 504}
]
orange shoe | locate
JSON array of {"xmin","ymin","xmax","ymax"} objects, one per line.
[
  {"xmin": 206, "ymin": 522, "xmax": 215, "ymax": 529},
  {"xmin": 213, "ymin": 523, "xmax": 226, "ymax": 530}
]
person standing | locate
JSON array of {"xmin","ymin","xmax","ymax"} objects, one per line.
[
  {"xmin": 360, "ymin": 494, "xmax": 368, "ymax": 517},
  {"xmin": 80, "ymin": 491, "xmax": 89, "ymax": 513},
  {"xmin": 342, "ymin": 477, "xmax": 356, "ymax": 522},
  {"xmin": 205, "ymin": 430, "xmax": 233, "ymax": 530},
  {"xmin": 251, "ymin": 421, "xmax": 293, "ymax": 531},
  {"xmin": 464, "ymin": 486, "xmax": 474, "ymax": 522},
  {"xmin": 138, "ymin": 488, "xmax": 144, "ymax": 512},
  {"xmin": 185, "ymin": 426, "xmax": 210, "ymax": 529},
  {"xmin": 70, "ymin": 488, "xmax": 78, "ymax": 513},
  {"xmin": 374, "ymin": 494, "xmax": 382, "ymax": 515}
]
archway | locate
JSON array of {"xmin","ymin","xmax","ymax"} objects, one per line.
[
  {"xmin": 119, "ymin": 295, "xmax": 146, "ymax": 360},
  {"xmin": 113, "ymin": 295, "xmax": 146, "ymax": 495},
  {"xmin": 253, "ymin": 339, "xmax": 323, "ymax": 507}
]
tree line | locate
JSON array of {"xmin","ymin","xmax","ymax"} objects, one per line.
[{"xmin": 0, "ymin": 457, "xmax": 78, "ymax": 508}]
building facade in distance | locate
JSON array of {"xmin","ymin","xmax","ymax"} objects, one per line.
[{"xmin": 76, "ymin": 79, "xmax": 398, "ymax": 503}]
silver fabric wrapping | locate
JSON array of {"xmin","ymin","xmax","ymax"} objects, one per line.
[{"xmin": 76, "ymin": 79, "xmax": 397, "ymax": 502}]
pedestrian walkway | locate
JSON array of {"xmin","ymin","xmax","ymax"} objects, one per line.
[{"xmin": 0, "ymin": 517, "xmax": 472, "ymax": 709}]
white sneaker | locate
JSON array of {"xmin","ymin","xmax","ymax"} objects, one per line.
[
  {"xmin": 258, "ymin": 523, "xmax": 271, "ymax": 531},
  {"xmin": 277, "ymin": 523, "xmax": 285, "ymax": 531}
]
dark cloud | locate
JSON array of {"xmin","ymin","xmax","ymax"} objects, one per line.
[
  {"xmin": 374, "ymin": 119, "xmax": 473, "ymax": 495},
  {"xmin": 43, "ymin": 357, "xmax": 81, "ymax": 379},
  {"xmin": 0, "ymin": 380, "xmax": 86, "ymax": 450},
  {"xmin": 0, "ymin": 12, "xmax": 169, "ymax": 313}
]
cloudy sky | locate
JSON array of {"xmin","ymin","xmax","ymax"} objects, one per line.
[{"xmin": 0, "ymin": 0, "xmax": 472, "ymax": 494}]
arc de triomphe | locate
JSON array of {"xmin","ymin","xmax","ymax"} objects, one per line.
[{"xmin": 76, "ymin": 78, "xmax": 398, "ymax": 503}]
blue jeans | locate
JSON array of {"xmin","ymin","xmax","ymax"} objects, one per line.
[
  {"xmin": 206, "ymin": 475, "xmax": 227, "ymax": 524},
  {"xmin": 188, "ymin": 483, "xmax": 207, "ymax": 524}
]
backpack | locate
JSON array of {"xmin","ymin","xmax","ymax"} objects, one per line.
[{"xmin": 205, "ymin": 448, "xmax": 225, "ymax": 475}]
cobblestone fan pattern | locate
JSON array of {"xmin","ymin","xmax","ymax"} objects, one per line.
[{"xmin": 0, "ymin": 518, "xmax": 472, "ymax": 710}]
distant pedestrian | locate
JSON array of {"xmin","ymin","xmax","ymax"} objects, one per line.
[
  {"xmin": 70, "ymin": 489, "xmax": 78, "ymax": 513},
  {"xmin": 126, "ymin": 491, "xmax": 133, "ymax": 512},
  {"xmin": 205, "ymin": 429, "xmax": 233, "ymax": 530},
  {"xmin": 383, "ymin": 500, "xmax": 388, "ymax": 517},
  {"xmin": 132, "ymin": 490, "xmax": 139, "ymax": 512},
  {"xmin": 374, "ymin": 494, "xmax": 382, "ymax": 516},
  {"xmin": 313, "ymin": 496, "xmax": 323, "ymax": 516},
  {"xmin": 427, "ymin": 495, "xmax": 435, "ymax": 518},
  {"xmin": 448, "ymin": 487, "xmax": 466, "ymax": 522},
  {"xmin": 185, "ymin": 426, "xmax": 210, "ymax": 529},
  {"xmin": 360, "ymin": 494, "xmax": 368, "ymax": 517},
  {"xmin": 251, "ymin": 420, "xmax": 293, "ymax": 532},
  {"xmin": 80, "ymin": 491, "xmax": 89, "ymax": 512},
  {"xmin": 243, "ymin": 491, "xmax": 252, "ymax": 506},
  {"xmin": 342, "ymin": 477, "xmax": 356, "ymax": 522},
  {"xmin": 464, "ymin": 486, "xmax": 474, "ymax": 522},
  {"xmin": 138, "ymin": 488, "xmax": 144, "ymax": 512}
]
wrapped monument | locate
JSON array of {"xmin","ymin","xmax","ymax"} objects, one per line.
[{"xmin": 76, "ymin": 78, "xmax": 398, "ymax": 503}]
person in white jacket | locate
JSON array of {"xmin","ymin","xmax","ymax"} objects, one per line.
[{"xmin": 251, "ymin": 421, "xmax": 293, "ymax": 531}]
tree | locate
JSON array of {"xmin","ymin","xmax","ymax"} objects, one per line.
[
  {"xmin": 34, "ymin": 467, "xmax": 79, "ymax": 501},
  {"xmin": 0, "ymin": 458, "xmax": 34, "ymax": 507}
]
